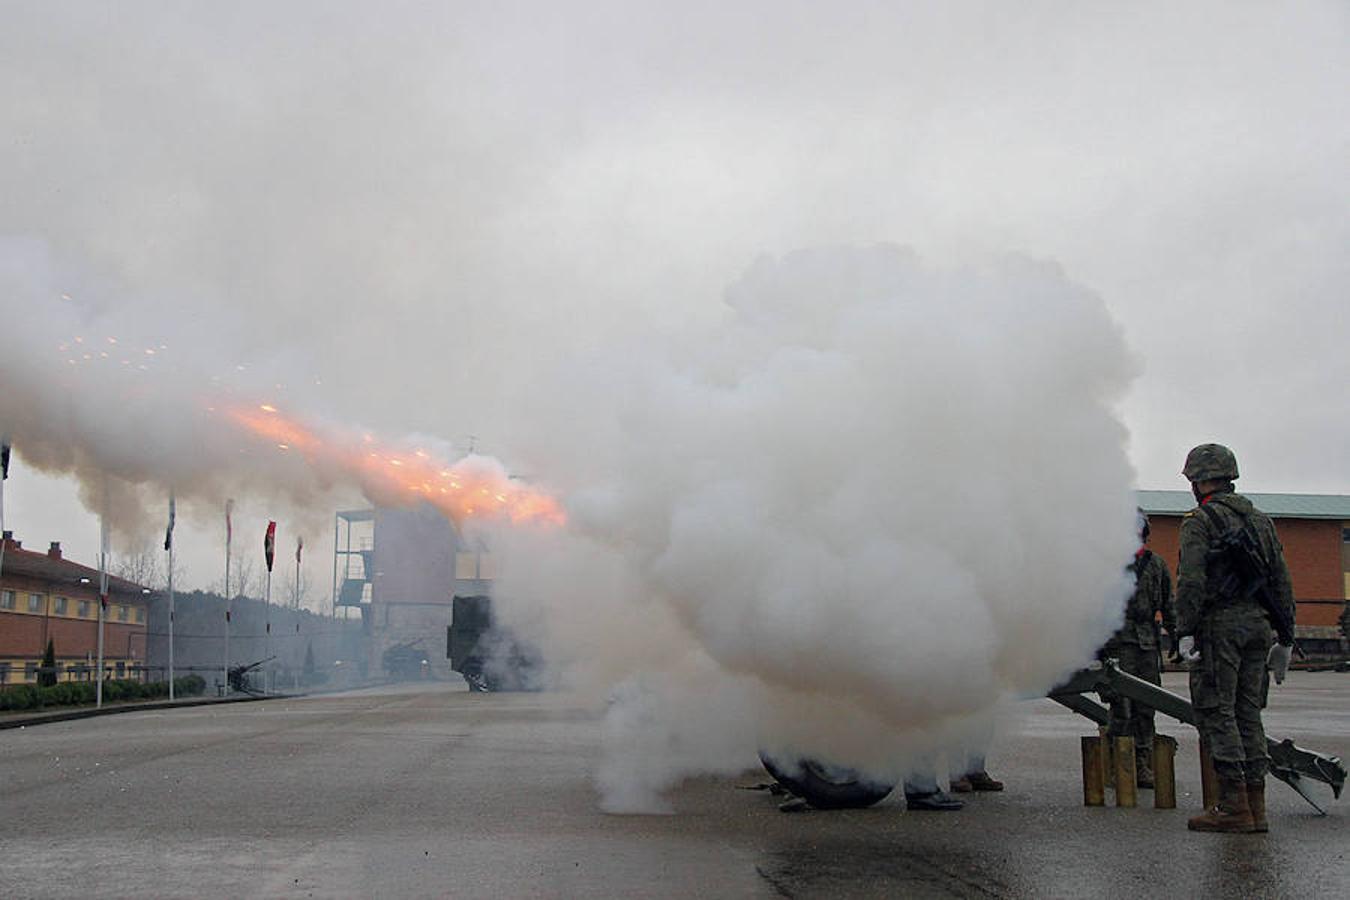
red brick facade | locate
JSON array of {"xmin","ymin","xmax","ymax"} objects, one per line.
[{"xmin": 1148, "ymin": 516, "xmax": 1345, "ymax": 629}]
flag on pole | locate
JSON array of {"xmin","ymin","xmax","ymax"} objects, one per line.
[
  {"xmin": 296, "ymin": 535, "xmax": 304, "ymax": 565},
  {"xmin": 225, "ymin": 499, "xmax": 234, "ymax": 547},
  {"xmin": 1, "ymin": 440, "xmax": 8, "ymax": 579},
  {"xmin": 264, "ymin": 520, "xmax": 276, "ymax": 572},
  {"xmin": 1, "ymin": 441, "xmax": 10, "ymax": 535},
  {"xmin": 164, "ymin": 492, "xmax": 176, "ymax": 551}
]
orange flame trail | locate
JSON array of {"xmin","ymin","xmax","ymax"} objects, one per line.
[{"xmin": 225, "ymin": 404, "xmax": 566, "ymax": 527}]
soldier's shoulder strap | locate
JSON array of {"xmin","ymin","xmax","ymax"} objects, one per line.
[
  {"xmin": 1197, "ymin": 499, "xmax": 1243, "ymax": 533},
  {"xmin": 1200, "ymin": 500, "xmax": 1274, "ymax": 572}
]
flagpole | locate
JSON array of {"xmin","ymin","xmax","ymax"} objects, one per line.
[
  {"xmin": 0, "ymin": 440, "xmax": 11, "ymax": 581},
  {"xmin": 264, "ymin": 521, "xmax": 276, "ymax": 694},
  {"xmin": 167, "ymin": 490, "xmax": 176, "ymax": 701},
  {"xmin": 0, "ymin": 476, "xmax": 6, "ymax": 580},
  {"xmin": 224, "ymin": 500, "xmax": 233, "ymax": 696},
  {"xmin": 96, "ymin": 488, "xmax": 109, "ymax": 708},
  {"xmin": 0, "ymin": 455, "xmax": 7, "ymax": 583},
  {"xmin": 265, "ymin": 568, "xmax": 272, "ymax": 693}
]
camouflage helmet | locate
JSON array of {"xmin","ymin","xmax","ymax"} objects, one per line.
[{"xmin": 1182, "ymin": 443, "xmax": 1239, "ymax": 482}]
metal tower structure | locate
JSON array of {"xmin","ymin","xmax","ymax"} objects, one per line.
[{"xmin": 331, "ymin": 509, "xmax": 374, "ymax": 624}]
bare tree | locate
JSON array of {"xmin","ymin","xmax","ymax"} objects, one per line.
[
  {"xmin": 112, "ymin": 543, "xmax": 161, "ymax": 590},
  {"xmin": 232, "ymin": 556, "xmax": 261, "ymax": 601}
]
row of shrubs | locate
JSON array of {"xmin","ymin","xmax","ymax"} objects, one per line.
[{"xmin": 0, "ymin": 675, "xmax": 207, "ymax": 712}]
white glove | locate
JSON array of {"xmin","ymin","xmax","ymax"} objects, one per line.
[
  {"xmin": 1178, "ymin": 636, "xmax": 1199, "ymax": 662},
  {"xmin": 1267, "ymin": 643, "xmax": 1292, "ymax": 685}
]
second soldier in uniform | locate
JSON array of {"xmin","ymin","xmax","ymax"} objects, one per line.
[{"xmin": 1100, "ymin": 511, "xmax": 1175, "ymax": 788}]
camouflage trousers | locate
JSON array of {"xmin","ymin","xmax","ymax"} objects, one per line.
[
  {"xmin": 1188, "ymin": 606, "xmax": 1272, "ymax": 784},
  {"xmin": 1100, "ymin": 641, "xmax": 1161, "ymax": 763}
]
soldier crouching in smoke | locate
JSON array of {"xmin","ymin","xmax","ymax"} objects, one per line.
[
  {"xmin": 1174, "ymin": 443, "xmax": 1296, "ymax": 834},
  {"xmin": 1097, "ymin": 510, "xmax": 1175, "ymax": 788}
]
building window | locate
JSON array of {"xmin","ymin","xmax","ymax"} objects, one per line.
[
  {"xmin": 117, "ymin": 605, "xmax": 128, "ymax": 622},
  {"xmin": 54, "ymin": 596, "xmax": 68, "ymax": 615},
  {"xmin": 0, "ymin": 590, "xmax": 14, "ymax": 610},
  {"xmin": 24, "ymin": 662, "xmax": 37, "ymax": 681},
  {"xmin": 455, "ymin": 551, "xmax": 496, "ymax": 580},
  {"xmin": 28, "ymin": 593, "xmax": 42, "ymax": 613},
  {"xmin": 115, "ymin": 661, "xmax": 125, "ymax": 678},
  {"xmin": 78, "ymin": 599, "xmax": 90, "ymax": 618},
  {"xmin": 135, "ymin": 607, "xmax": 145, "ymax": 624},
  {"xmin": 0, "ymin": 662, "xmax": 9, "ymax": 683}
]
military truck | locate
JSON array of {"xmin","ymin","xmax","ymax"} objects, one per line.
[{"xmin": 446, "ymin": 594, "xmax": 544, "ymax": 692}]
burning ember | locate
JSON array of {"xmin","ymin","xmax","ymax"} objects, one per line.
[{"xmin": 224, "ymin": 404, "xmax": 566, "ymax": 527}]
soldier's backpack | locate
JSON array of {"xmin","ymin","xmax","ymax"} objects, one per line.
[{"xmin": 1198, "ymin": 503, "xmax": 1295, "ymax": 646}]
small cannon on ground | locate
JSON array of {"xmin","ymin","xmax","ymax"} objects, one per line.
[
  {"xmin": 228, "ymin": 656, "xmax": 275, "ymax": 695},
  {"xmin": 1049, "ymin": 660, "xmax": 1344, "ymax": 813}
]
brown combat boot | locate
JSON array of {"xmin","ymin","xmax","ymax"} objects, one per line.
[
  {"xmin": 1187, "ymin": 778, "xmax": 1255, "ymax": 833},
  {"xmin": 966, "ymin": 770, "xmax": 1004, "ymax": 791},
  {"xmin": 1246, "ymin": 780, "xmax": 1268, "ymax": 833},
  {"xmin": 950, "ymin": 770, "xmax": 1004, "ymax": 793}
]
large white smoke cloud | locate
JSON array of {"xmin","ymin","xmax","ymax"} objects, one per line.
[
  {"xmin": 1, "ymin": 229, "xmax": 1141, "ymax": 813},
  {"xmin": 489, "ymin": 244, "xmax": 1140, "ymax": 812}
]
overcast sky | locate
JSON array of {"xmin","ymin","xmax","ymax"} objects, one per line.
[{"xmin": 2, "ymin": 1, "xmax": 1346, "ymax": 600}]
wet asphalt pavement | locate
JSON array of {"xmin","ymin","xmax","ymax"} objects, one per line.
[{"xmin": 1, "ymin": 672, "xmax": 1345, "ymax": 898}]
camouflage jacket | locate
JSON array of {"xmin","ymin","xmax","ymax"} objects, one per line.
[
  {"xmin": 1175, "ymin": 491, "xmax": 1295, "ymax": 638},
  {"xmin": 1109, "ymin": 549, "xmax": 1175, "ymax": 648}
]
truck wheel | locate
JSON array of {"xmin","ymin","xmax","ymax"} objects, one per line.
[
  {"xmin": 759, "ymin": 751, "xmax": 895, "ymax": 809},
  {"xmin": 462, "ymin": 671, "xmax": 491, "ymax": 692}
]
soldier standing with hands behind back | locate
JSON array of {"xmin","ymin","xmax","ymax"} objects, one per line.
[{"xmin": 1174, "ymin": 444, "xmax": 1296, "ymax": 834}]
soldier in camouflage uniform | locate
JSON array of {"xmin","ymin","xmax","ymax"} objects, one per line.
[
  {"xmin": 1175, "ymin": 444, "xmax": 1295, "ymax": 834},
  {"xmin": 1099, "ymin": 512, "xmax": 1175, "ymax": 788}
]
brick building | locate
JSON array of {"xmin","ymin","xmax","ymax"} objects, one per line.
[
  {"xmin": 0, "ymin": 531, "xmax": 153, "ymax": 685},
  {"xmin": 1138, "ymin": 491, "xmax": 1350, "ymax": 648}
]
